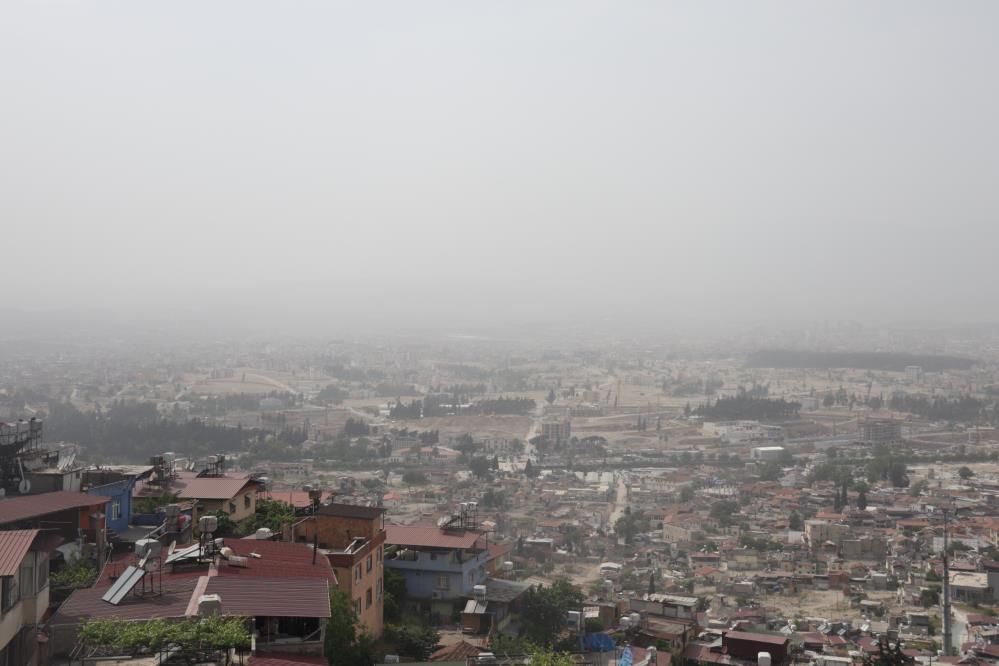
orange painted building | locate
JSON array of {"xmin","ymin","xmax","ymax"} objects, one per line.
[{"xmin": 292, "ymin": 504, "xmax": 386, "ymax": 637}]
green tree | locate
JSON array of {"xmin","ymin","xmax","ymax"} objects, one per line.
[
  {"xmin": 959, "ymin": 466, "xmax": 974, "ymax": 480},
  {"xmin": 521, "ymin": 579, "xmax": 584, "ymax": 646},
  {"xmin": 524, "ymin": 459, "xmax": 538, "ymax": 478},
  {"xmin": 788, "ymin": 511, "xmax": 803, "ymax": 531},
  {"xmin": 326, "ymin": 588, "xmax": 377, "ymax": 666},
  {"xmin": 383, "ymin": 567, "xmax": 408, "ymax": 622},
  {"xmin": 384, "ymin": 624, "xmax": 440, "ymax": 660},
  {"xmin": 547, "ymin": 389, "xmax": 557, "ymax": 405},
  {"xmin": 470, "ymin": 456, "xmax": 492, "ymax": 479},
  {"xmin": 709, "ymin": 500, "xmax": 740, "ymax": 527}
]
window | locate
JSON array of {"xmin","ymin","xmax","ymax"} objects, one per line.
[
  {"xmin": 36, "ymin": 555, "xmax": 48, "ymax": 592},
  {"xmin": 2, "ymin": 574, "xmax": 19, "ymax": 613},
  {"xmin": 229, "ymin": 502, "xmax": 236, "ymax": 513},
  {"xmin": 19, "ymin": 562, "xmax": 34, "ymax": 598},
  {"xmin": 366, "ymin": 554, "xmax": 372, "ymax": 573},
  {"xmin": 355, "ymin": 565, "xmax": 362, "ymax": 583},
  {"xmin": 353, "ymin": 598, "xmax": 361, "ymax": 616},
  {"xmin": 377, "ymin": 546, "xmax": 383, "ymax": 566},
  {"xmin": 377, "ymin": 577, "xmax": 383, "ymax": 601},
  {"xmin": 436, "ymin": 575, "xmax": 450, "ymax": 591},
  {"xmin": 430, "ymin": 552, "xmax": 437, "ymax": 560},
  {"xmin": 109, "ymin": 498, "xmax": 121, "ymax": 522},
  {"xmin": 366, "ymin": 588, "xmax": 372, "ymax": 609},
  {"xmin": 244, "ymin": 494, "xmax": 251, "ymax": 509}
]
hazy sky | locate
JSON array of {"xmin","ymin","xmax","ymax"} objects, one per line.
[{"xmin": 2, "ymin": 1, "xmax": 998, "ymax": 329}]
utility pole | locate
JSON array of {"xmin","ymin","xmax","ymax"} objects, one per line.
[{"xmin": 942, "ymin": 508, "xmax": 953, "ymax": 656}]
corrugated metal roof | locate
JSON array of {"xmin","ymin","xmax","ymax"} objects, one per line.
[
  {"xmin": 204, "ymin": 576, "xmax": 331, "ymax": 618},
  {"xmin": 386, "ymin": 525, "xmax": 486, "ymax": 550},
  {"xmin": 316, "ymin": 503, "xmax": 384, "ymax": 520},
  {"xmin": 51, "ymin": 577, "xmax": 199, "ymax": 625},
  {"xmin": 0, "ymin": 491, "xmax": 110, "ymax": 525},
  {"xmin": 172, "ymin": 476, "xmax": 258, "ymax": 500},
  {"xmin": 219, "ymin": 539, "xmax": 334, "ymax": 580},
  {"xmin": 0, "ymin": 530, "xmax": 38, "ymax": 576}
]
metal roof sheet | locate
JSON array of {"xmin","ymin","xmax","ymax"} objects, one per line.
[
  {"xmin": 316, "ymin": 503, "xmax": 385, "ymax": 520},
  {"xmin": 172, "ymin": 476, "xmax": 258, "ymax": 500},
  {"xmin": 0, "ymin": 529, "xmax": 39, "ymax": 576},
  {"xmin": 386, "ymin": 525, "xmax": 486, "ymax": 550},
  {"xmin": 204, "ymin": 576, "xmax": 331, "ymax": 618},
  {"xmin": 0, "ymin": 491, "xmax": 110, "ymax": 525},
  {"xmin": 52, "ymin": 577, "xmax": 199, "ymax": 625}
]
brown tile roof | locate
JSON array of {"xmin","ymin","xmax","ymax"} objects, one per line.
[
  {"xmin": 0, "ymin": 491, "xmax": 110, "ymax": 525},
  {"xmin": 386, "ymin": 525, "xmax": 486, "ymax": 550},
  {"xmin": 0, "ymin": 529, "xmax": 38, "ymax": 576},
  {"xmin": 204, "ymin": 576, "xmax": 330, "ymax": 618}
]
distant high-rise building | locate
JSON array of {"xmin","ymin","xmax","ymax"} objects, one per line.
[
  {"xmin": 540, "ymin": 416, "xmax": 571, "ymax": 444},
  {"xmin": 860, "ymin": 418, "xmax": 902, "ymax": 444}
]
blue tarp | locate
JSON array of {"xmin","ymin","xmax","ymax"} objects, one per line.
[
  {"xmin": 619, "ymin": 646, "xmax": 634, "ymax": 666},
  {"xmin": 584, "ymin": 632, "xmax": 615, "ymax": 652}
]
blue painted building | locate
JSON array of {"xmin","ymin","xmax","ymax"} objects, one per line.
[
  {"xmin": 385, "ymin": 525, "xmax": 490, "ymax": 623},
  {"xmin": 83, "ymin": 465, "xmax": 155, "ymax": 536},
  {"xmin": 86, "ymin": 479, "xmax": 133, "ymax": 534}
]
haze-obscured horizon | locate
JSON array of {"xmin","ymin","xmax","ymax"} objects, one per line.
[{"xmin": 3, "ymin": 1, "xmax": 998, "ymax": 334}]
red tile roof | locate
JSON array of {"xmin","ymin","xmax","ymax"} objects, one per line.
[
  {"xmin": 0, "ymin": 530, "xmax": 38, "ymax": 576},
  {"xmin": 0, "ymin": 491, "xmax": 110, "ymax": 525},
  {"xmin": 204, "ymin": 576, "xmax": 331, "ymax": 618},
  {"xmin": 386, "ymin": 525, "xmax": 487, "ymax": 550}
]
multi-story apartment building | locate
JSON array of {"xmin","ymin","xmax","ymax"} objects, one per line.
[
  {"xmin": 292, "ymin": 503, "xmax": 387, "ymax": 637},
  {"xmin": 384, "ymin": 525, "xmax": 490, "ymax": 624},
  {"xmin": 0, "ymin": 530, "xmax": 54, "ymax": 666}
]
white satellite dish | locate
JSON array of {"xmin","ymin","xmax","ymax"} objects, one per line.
[{"xmin": 18, "ymin": 479, "xmax": 31, "ymax": 494}]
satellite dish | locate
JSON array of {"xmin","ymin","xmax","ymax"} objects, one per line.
[{"xmin": 18, "ymin": 479, "xmax": 30, "ymax": 494}]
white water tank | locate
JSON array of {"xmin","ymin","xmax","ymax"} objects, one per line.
[
  {"xmin": 199, "ymin": 515, "xmax": 218, "ymax": 534},
  {"xmin": 384, "ymin": 656, "xmax": 400, "ymax": 664},
  {"xmin": 256, "ymin": 528, "xmax": 274, "ymax": 540},
  {"xmin": 758, "ymin": 652, "xmax": 772, "ymax": 666},
  {"xmin": 135, "ymin": 539, "xmax": 162, "ymax": 559},
  {"xmin": 501, "ymin": 561, "xmax": 514, "ymax": 572},
  {"xmin": 198, "ymin": 594, "xmax": 222, "ymax": 616},
  {"xmin": 473, "ymin": 584, "xmax": 487, "ymax": 598}
]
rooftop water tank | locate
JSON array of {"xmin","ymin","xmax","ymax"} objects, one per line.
[{"xmin": 198, "ymin": 594, "xmax": 222, "ymax": 617}]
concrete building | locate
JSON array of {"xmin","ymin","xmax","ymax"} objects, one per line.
[
  {"xmin": 702, "ymin": 421, "xmax": 781, "ymax": 445},
  {"xmin": 384, "ymin": 525, "xmax": 491, "ymax": 624},
  {"xmin": 0, "ymin": 530, "xmax": 56, "ymax": 666},
  {"xmin": 750, "ymin": 446, "xmax": 787, "ymax": 462},
  {"xmin": 540, "ymin": 416, "xmax": 572, "ymax": 445},
  {"xmin": 859, "ymin": 419, "xmax": 902, "ymax": 445},
  {"xmin": 292, "ymin": 503, "xmax": 387, "ymax": 637}
]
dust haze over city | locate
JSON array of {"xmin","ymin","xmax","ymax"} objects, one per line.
[{"xmin": 3, "ymin": 3, "xmax": 999, "ymax": 666}]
